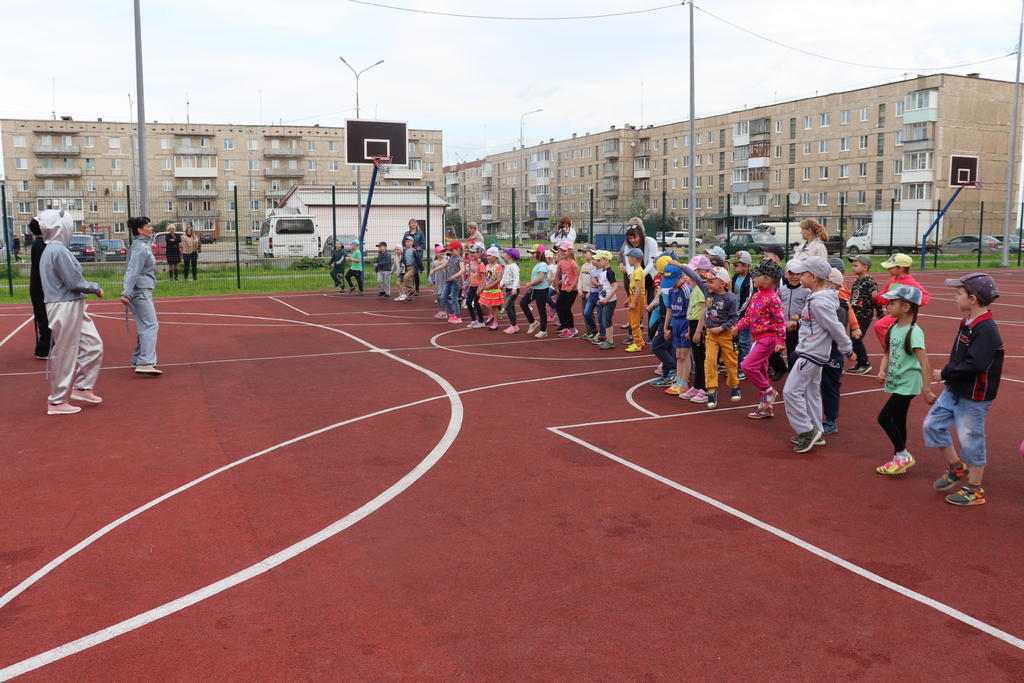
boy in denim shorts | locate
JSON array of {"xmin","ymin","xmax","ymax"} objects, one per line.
[{"xmin": 923, "ymin": 273, "xmax": 1003, "ymax": 506}]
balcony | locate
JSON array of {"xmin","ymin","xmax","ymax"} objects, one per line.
[
  {"xmin": 481, "ymin": 211, "xmax": 495, "ymax": 220},
  {"xmin": 177, "ymin": 209, "xmax": 220, "ymax": 218},
  {"xmin": 481, "ymin": 197, "xmax": 494, "ymax": 206},
  {"xmin": 747, "ymin": 157, "xmax": 770, "ymax": 169},
  {"xmin": 33, "ymin": 144, "xmax": 80, "ymax": 155},
  {"xmin": 633, "ymin": 168, "xmax": 651, "ymax": 179},
  {"xmin": 732, "ymin": 204, "xmax": 769, "ymax": 217},
  {"xmin": 263, "ymin": 147, "xmax": 305, "ymax": 158},
  {"xmin": 900, "ymin": 169, "xmax": 934, "ymax": 184},
  {"xmin": 263, "ymin": 168, "xmax": 305, "ymax": 178},
  {"xmin": 265, "ymin": 189, "xmax": 288, "ymax": 200},
  {"xmin": 176, "ymin": 188, "xmax": 219, "ymax": 198},
  {"xmin": 389, "ymin": 167, "xmax": 423, "ymax": 180},
  {"xmin": 529, "ymin": 159, "xmax": 552, "ymax": 170},
  {"xmin": 175, "ymin": 166, "xmax": 219, "ymax": 178},
  {"xmin": 529, "ymin": 210, "xmax": 551, "ymax": 219},
  {"xmin": 902, "ymin": 138, "xmax": 934, "ymax": 152},
  {"xmin": 602, "ymin": 186, "xmax": 619, "ymax": 197},
  {"xmin": 34, "ymin": 167, "xmax": 81, "ymax": 177},
  {"xmin": 481, "ymin": 175, "xmax": 493, "ymax": 186},
  {"xmin": 34, "ymin": 189, "xmax": 83, "ymax": 197},
  {"xmin": 480, "ymin": 164, "xmax": 493, "ymax": 178},
  {"xmin": 175, "ymin": 146, "xmax": 217, "ymax": 156},
  {"xmin": 263, "ymin": 131, "xmax": 302, "ymax": 138}
]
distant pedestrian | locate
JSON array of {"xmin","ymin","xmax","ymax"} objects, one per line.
[
  {"xmin": 181, "ymin": 226, "xmax": 199, "ymax": 280},
  {"xmin": 27, "ymin": 219, "xmax": 51, "ymax": 359},
  {"xmin": 165, "ymin": 224, "xmax": 182, "ymax": 281},
  {"xmin": 550, "ymin": 215, "xmax": 576, "ymax": 247},
  {"xmin": 329, "ymin": 240, "xmax": 346, "ymax": 289},
  {"xmin": 122, "ymin": 216, "xmax": 162, "ymax": 377},
  {"xmin": 12, "ymin": 234, "xmax": 22, "ymax": 262}
]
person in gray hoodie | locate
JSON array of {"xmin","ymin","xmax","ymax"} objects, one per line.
[
  {"xmin": 783, "ymin": 256, "xmax": 853, "ymax": 453},
  {"xmin": 121, "ymin": 216, "xmax": 162, "ymax": 376},
  {"xmin": 37, "ymin": 209, "xmax": 105, "ymax": 415}
]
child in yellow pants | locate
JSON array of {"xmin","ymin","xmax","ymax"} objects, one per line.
[
  {"xmin": 702, "ymin": 266, "xmax": 741, "ymax": 408},
  {"xmin": 625, "ymin": 248, "xmax": 647, "ymax": 352}
]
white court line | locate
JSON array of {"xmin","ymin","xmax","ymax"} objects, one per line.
[
  {"xmin": 430, "ymin": 327, "xmax": 643, "ymax": 362},
  {"xmin": 269, "ymin": 297, "xmax": 308, "ymax": 316},
  {"xmin": 547, "ymin": 427, "xmax": 1024, "ymax": 653},
  {"xmin": 625, "ymin": 378, "xmax": 661, "ymax": 417},
  {"xmin": 0, "ymin": 317, "xmax": 33, "ymax": 349}
]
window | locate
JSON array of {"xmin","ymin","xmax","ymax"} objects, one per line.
[
  {"xmin": 838, "ymin": 191, "xmax": 848, "ymax": 206},
  {"xmin": 108, "ymin": 137, "xmax": 121, "ymax": 149},
  {"xmin": 14, "ymin": 158, "xmax": 27, "ymax": 170},
  {"xmin": 13, "ymin": 135, "xmax": 26, "ymax": 147},
  {"xmin": 427, "ymin": 161, "xmax": 435, "ymax": 172},
  {"xmin": 775, "ymin": 120, "xmax": 783, "ymax": 134},
  {"xmin": 803, "ymin": 142, "xmax": 811, "ymax": 155},
  {"xmin": 249, "ymin": 159, "xmax": 258, "ymax": 171},
  {"xmin": 841, "ymin": 109, "xmax": 851, "ymax": 124},
  {"xmin": 696, "ymin": 133, "xmax": 703, "ymax": 145},
  {"xmin": 85, "ymin": 158, "xmax": 95, "ymax": 170},
  {"xmin": 820, "ymin": 112, "xmax": 830, "ymax": 127},
  {"xmin": 224, "ymin": 138, "xmax": 235, "ymax": 150},
  {"xmin": 287, "ymin": 159, "xmax": 298, "ymax": 170},
  {"xmin": 250, "ymin": 200, "xmax": 260, "ymax": 211},
  {"xmin": 114, "ymin": 180, "xmax": 124, "ymax": 191},
  {"xmin": 113, "ymin": 201, "xmax": 126, "ymax": 213},
  {"xmin": 16, "ymin": 201, "xmax": 29, "ymax": 213},
  {"xmin": 905, "ymin": 151, "xmax": 933, "ymax": 170},
  {"xmin": 774, "ymin": 145, "xmax": 782, "ymax": 158},
  {"xmin": 894, "ymin": 159, "xmax": 903, "ymax": 174},
  {"xmin": 858, "ymin": 163, "xmax": 868, "ymax": 178},
  {"xmin": 788, "ymin": 143, "xmax": 796, "ymax": 164},
  {"xmin": 328, "ymin": 140, "xmax": 339, "ymax": 153},
  {"xmin": 895, "ymin": 130, "xmax": 904, "ymax": 146},
  {"xmin": 162, "ymin": 159, "xmax": 172, "ymax": 170},
  {"xmin": 858, "ymin": 135, "xmax": 868, "ymax": 150},
  {"xmin": 161, "ymin": 138, "xmax": 171, "ymax": 149},
  {"xmin": 819, "ymin": 166, "xmax": 829, "ymax": 180},
  {"xmin": 88, "ymin": 201, "xmax": 98, "ymax": 212},
  {"xmin": 802, "ymin": 167, "xmax": 811, "ymax": 181},
  {"xmin": 774, "ymin": 169, "xmax": 782, "ymax": 182},
  {"xmin": 804, "ymin": 115, "xmax": 812, "ymax": 130},
  {"xmin": 329, "ymin": 161, "xmax": 340, "ymax": 171},
  {"xmin": 859, "ymin": 107, "xmax": 869, "ymax": 122},
  {"xmin": 111, "ymin": 158, "xmax": 121, "ymax": 170},
  {"xmin": 840, "ymin": 164, "xmax": 850, "ymax": 178},
  {"xmin": 308, "ymin": 160, "xmax": 317, "ymax": 171},
  {"xmin": 878, "ymin": 103, "xmax": 886, "ymax": 127},
  {"xmin": 165, "ymin": 201, "xmax": 173, "ymax": 212},
  {"xmin": 408, "ymin": 141, "xmax": 417, "ymax": 154},
  {"xmin": 801, "ymin": 192, "xmax": 810, "ymax": 206},
  {"xmin": 88, "ymin": 180, "xmax": 98, "ymax": 191},
  {"xmin": 905, "ymin": 183, "xmax": 930, "ymax": 200},
  {"xmin": 817, "ymin": 192, "xmax": 828, "ymax": 206},
  {"xmin": 248, "ymin": 139, "xmax": 258, "ymax": 151},
  {"xmin": 84, "ymin": 136, "xmax": 95, "ymax": 148},
  {"xmin": 907, "ymin": 89, "xmax": 935, "ymax": 110},
  {"xmin": 839, "ymin": 137, "xmax": 850, "ymax": 152},
  {"xmin": 224, "ymin": 159, "xmax": 234, "ymax": 171},
  {"xmin": 896, "ymin": 100, "xmax": 905, "ymax": 117},
  {"xmin": 426, "ymin": 143, "xmax": 435, "ymax": 154},
  {"xmin": 113, "ymin": 222, "xmax": 126, "ymax": 234},
  {"xmin": 819, "ymin": 139, "xmax": 829, "ymax": 153}
]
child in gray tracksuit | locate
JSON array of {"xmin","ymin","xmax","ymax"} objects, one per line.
[
  {"xmin": 37, "ymin": 209, "xmax": 106, "ymax": 415},
  {"xmin": 783, "ymin": 257, "xmax": 852, "ymax": 453}
]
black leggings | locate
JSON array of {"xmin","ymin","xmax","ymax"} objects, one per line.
[
  {"xmin": 688, "ymin": 319, "xmax": 706, "ymax": 390},
  {"xmin": 465, "ymin": 286, "xmax": 482, "ymax": 322},
  {"xmin": 851, "ymin": 314, "xmax": 872, "ymax": 366},
  {"xmin": 556, "ymin": 289, "xmax": 577, "ymax": 330},
  {"xmin": 520, "ymin": 288, "xmax": 549, "ymax": 331},
  {"xmin": 345, "ymin": 269, "xmax": 364, "ymax": 291},
  {"xmin": 504, "ymin": 289, "xmax": 519, "ymax": 326},
  {"xmin": 877, "ymin": 393, "xmax": 915, "ymax": 454},
  {"xmin": 182, "ymin": 252, "xmax": 198, "ymax": 280}
]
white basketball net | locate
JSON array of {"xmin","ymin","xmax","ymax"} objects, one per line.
[{"xmin": 371, "ymin": 155, "xmax": 393, "ymax": 176}]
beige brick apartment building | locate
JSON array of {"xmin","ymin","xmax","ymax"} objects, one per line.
[
  {"xmin": 445, "ymin": 74, "xmax": 1020, "ymax": 242},
  {"xmin": 0, "ymin": 119, "xmax": 443, "ymax": 239}
]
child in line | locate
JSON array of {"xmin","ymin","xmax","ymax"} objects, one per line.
[
  {"xmin": 545, "ymin": 250, "xmax": 559, "ymax": 324},
  {"xmin": 478, "ymin": 246, "xmax": 505, "ymax": 331},
  {"xmin": 783, "ymin": 257, "xmax": 853, "ymax": 453},
  {"xmin": 590, "ymin": 250, "xmax": 619, "ymax": 350},
  {"xmin": 702, "ymin": 266, "xmax": 740, "ymax": 409},
  {"xmin": 578, "ymin": 245, "xmax": 597, "ymax": 339},
  {"xmin": 875, "ymin": 285, "xmax": 934, "ymax": 475},
  {"xmin": 520, "ymin": 245, "xmax": 551, "ymax": 338},
  {"xmin": 464, "ymin": 245, "xmax": 486, "ymax": 328},
  {"xmin": 780, "ymin": 265, "xmax": 810, "ymax": 367},
  {"xmin": 847, "ymin": 254, "xmax": 880, "ymax": 374},
  {"xmin": 734, "ymin": 259, "xmax": 786, "ymax": 419},
  {"xmin": 375, "ymin": 241, "xmax": 394, "ymax": 298},
  {"xmin": 436, "ymin": 240, "xmax": 465, "ymax": 324},
  {"xmin": 923, "ymin": 273, "xmax": 1003, "ymax": 506},
  {"xmin": 820, "ymin": 261, "xmax": 862, "ymax": 435},
  {"xmin": 395, "ymin": 237, "xmax": 417, "ymax": 302},
  {"xmin": 501, "ymin": 248, "xmax": 522, "ymax": 334},
  {"xmin": 663, "ymin": 262, "xmax": 707, "ymax": 397},
  {"xmin": 730, "ymin": 250, "xmax": 755, "ymax": 377},
  {"xmin": 872, "ymin": 253, "xmax": 930, "ymax": 346},
  {"xmin": 428, "ymin": 246, "xmax": 448, "ymax": 318},
  {"xmin": 648, "ymin": 255, "xmax": 678, "ymax": 388},
  {"xmin": 329, "ymin": 240, "xmax": 347, "ymax": 290},
  {"xmin": 625, "ymin": 248, "xmax": 647, "ymax": 352},
  {"xmin": 555, "ymin": 241, "xmax": 580, "ymax": 337},
  {"xmin": 345, "ymin": 240, "xmax": 364, "ymax": 295},
  {"xmin": 682, "ymin": 255, "xmax": 711, "ymax": 403}
]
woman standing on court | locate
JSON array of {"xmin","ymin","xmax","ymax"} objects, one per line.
[
  {"xmin": 618, "ymin": 219, "xmax": 659, "ymax": 339},
  {"xmin": 792, "ymin": 219, "xmax": 829, "ymax": 261},
  {"xmin": 181, "ymin": 226, "xmax": 199, "ymax": 281},
  {"xmin": 402, "ymin": 219, "xmax": 426, "ymax": 295},
  {"xmin": 164, "ymin": 224, "xmax": 182, "ymax": 281},
  {"xmin": 121, "ymin": 216, "xmax": 162, "ymax": 376}
]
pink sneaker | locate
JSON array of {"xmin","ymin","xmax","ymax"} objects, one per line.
[
  {"xmin": 70, "ymin": 389, "xmax": 103, "ymax": 405},
  {"xmin": 434, "ymin": 311, "xmax": 447, "ymax": 319},
  {"xmin": 488, "ymin": 323, "xmax": 499, "ymax": 331},
  {"xmin": 688, "ymin": 389, "xmax": 708, "ymax": 404},
  {"xmin": 679, "ymin": 386, "xmax": 698, "ymax": 400},
  {"xmin": 484, "ymin": 315, "xmax": 494, "ymax": 324},
  {"xmin": 504, "ymin": 325, "xmax": 520, "ymax": 334},
  {"xmin": 449, "ymin": 316, "xmax": 462, "ymax": 324},
  {"xmin": 47, "ymin": 402, "xmax": 82, "ymax": 416}
]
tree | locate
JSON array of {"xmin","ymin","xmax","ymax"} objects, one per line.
[
  {"xmin": 444, "ymin": 209, "xmax": 463, "ymax": 236},
  {"xmin": 625, "ymin": 198, "xmax": 648, "ymax": 223}
]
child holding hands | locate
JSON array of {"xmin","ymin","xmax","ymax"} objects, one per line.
[{"xmin": 734, "ymin": 259, "xmax": 787, "ymax": 419}]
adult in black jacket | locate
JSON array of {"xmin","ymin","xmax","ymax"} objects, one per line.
[
  {"xmin": 402, "ymin": 219, "xmax": 426, "ymax": 294},
  {"xmin": 28, "ymin": 219, "xmax": 51, "ymax": 358}
]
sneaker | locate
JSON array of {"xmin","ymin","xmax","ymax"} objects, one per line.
[
  {"xmin": 625, "ymin": 343, "xmax": 645, "ymax": 353},
  {"xmin": 624, "ymin": 335, "xmax": 633, "ymax": 345},
  {"xmin": 448, "ymin": 316, "xmax": 463, "ymax": 324},
  {"xmin": 792, "ymin": 428, "xmax": 823, "ymax": 453},
  {"xmin": 580, "ymin": 332, "xmax": 595, "ymax": 341},
  {"xmin": 945, "ymin": 483, "xmax": 986, "ymax": 506},
  {"xmin": 848, "ymin": 364, "xmax": 872, "ymax": 375},
  {"xmin": 47, "ymin": 402, "xmax": 81, "ymax": 416},
  {"xmin": 434, "ymin": 311, "xmax": 447, "ymax": 319},
  {"xmin": 527, "ymin": 322, "xmax": 540, "ymax": 335},
  {"xmin": 394, "ymin": 294, "xmax": 408, "ymax": 302},
  {"xmin": 876, "ymin": 454, "xmax": 916, "ymax": 475},
  {"xmin": 535, "ymin": 330, "xmax": 549, "ymax": 339},
  {"xmin": 619, "ymin": 323, "xmax": 630, "ymax": 330},
  {"xmin": 747, "ymin": 406, "xmax": 773, "ymax": 419},
  {"xmin": 821, "ymin": 419, "xmax": 839, "ymax": 435},
  {"xmin": 565, "ymin": 328, "xmax": 579, "ymax": 338},
  {"xmin": 70, "ymin": 389, "xmax": 103, "ymax": 405},
  {"xmin": 688, "ymin": 389, "xmax": 708, "ymax": 404},
  {"xmin": 134, "ymin": 365, "xmax": 163, "ymax": 376},
  {"xmin": 763, "ymin": 387, "xmax": 779, "ymax": 405},
  {"xmin": 650, "ymin": 373, "xmax": 676, "ymax": 388},
  {"xmin": 706, "ymin": 391, "xmax": 718, "ymax": 409},
  {"xmin": 557, "ymin": 329, "xmax": 572, "ymax": 338},
  {"xmin": 591, "ymin": 336, "xmax": 606, "ymax": 345},
  {"xmin": 484, "ymin": 315, "xmax": 494, "ymax": 324},
  {"xmin": 504, "ymin": 325, "xmax": 520, "ymax": 334},
  {"xmin": 488, "ymin": 323, "xmax": 499, "ymax": 331},
  {"xmin": 933, "ymin": 464, "xmax": 969, "ymax": 492},
  {"xmin": 789, "ymin": 432, "xmax": 824, "ymax": 445},
  {"xmin": 738, "ymin": 371, "xmax": 747, "ymax": 381},
  {"xmin": 729, "ymin": 387, "xmax": 741, "ymax": 402},
  {"xmin": 664, "ymin": 383, "xmax": 686, "ymax": 396},
  {"xmin": 680, "ymin": 386, "xmax": 698, "ymax": 400},
  {"xmin": 597, "ymin": 340, "xmax": 614, "ymax": 350}
]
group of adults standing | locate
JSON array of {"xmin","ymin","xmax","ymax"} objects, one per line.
[{"xmin": 163, "ymin": 224, "xmax": 200, "ymax": 281}]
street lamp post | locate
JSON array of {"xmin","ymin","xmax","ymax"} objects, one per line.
[
  {"xmin": 339, "ymin": 56, "xmax": 384, "ymax": 237},
  {"xmin": 520, "ymin": 108, "xmax": 542, "ymax": 239}
]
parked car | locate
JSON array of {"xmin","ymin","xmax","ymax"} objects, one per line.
[
  {"xmin": 940, "ymin": 234, "xmax": 1001, "ymax": 255},
  {"xmin": 199, "ymin": 231, "xmax": 217, "ymax": 244},
  {"xmin": 99, "ymin": 238, "xmax": 128, "ymax": 261},
  {"xmin": 662, "ymin": 231, "xmax": 703, "ymax": 248},
  {"xmin": 68, "ymin": 234, "xmax": 105, "ymax": 262},
  {"xmin": 714, "ymin": 231, "xmax": 781, "ymax": 255},
  {"xmin": 987, "ymin": 234, "xmax": 1021, "ymax": 252}
]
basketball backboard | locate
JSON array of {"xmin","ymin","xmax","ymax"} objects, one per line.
[
  {"xmin": 949, "ymin": 155, "xmax": 979, "ymax": 187},
  {"xmin": 345, "ymin": 119, "xmax": 408, "ymax": 166}
]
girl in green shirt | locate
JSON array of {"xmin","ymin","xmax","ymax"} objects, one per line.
[{"xmin": 345, "ymin": 240, "xmax": 364, "ymax": 294}]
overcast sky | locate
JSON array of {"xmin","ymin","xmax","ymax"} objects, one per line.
[{"xmin": 1, "ymin": 0, "xmax": 1022, "ymax": 168}]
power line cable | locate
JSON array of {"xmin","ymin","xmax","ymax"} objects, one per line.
[{"xmin": 347, "ymin": 0, "xmax": 683, "ymax": 20}]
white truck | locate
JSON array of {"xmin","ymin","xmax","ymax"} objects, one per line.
[{"xmin": 845, "ymin": 209, "xmax": 942, "ymax": 256}]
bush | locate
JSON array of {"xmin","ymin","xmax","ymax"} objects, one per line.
[{"xmin": 290, "ymin": 257, "xmax": 327, "ymax": 270}]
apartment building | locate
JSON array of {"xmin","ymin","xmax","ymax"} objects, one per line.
[
  {"xmin": 445, "ymin": 73, "xmax": 1019, "ymax": 239},
  {"xmin": 0, "ymin": 118, "xmax": 443, "ymax": 239}
]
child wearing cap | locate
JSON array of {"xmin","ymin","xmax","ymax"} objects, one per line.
[
  {"xmin": 501, "ymin": 248, "xmax": 522, "ymax": 334},
  {"xmin": 775, "ymin": 264, "xmax": 810, "ymax": 375},
  {"xmin": 682, "ymin": 256, "xmax": 712, "ymax": 403},
  {"xmin": 922, "ymin": 273, "xmax": 1003, "ymax": 506},
  {"xmin": 730, "ymin": 250, "xmax": 755, "ymax": 376},
  {"xmin": 375, "ymin": 241, "xmax": 394, "ymax": 299},
  {"xmin": 428, "ymin": 246, "xmax": 448, "ymax": 318},
  {"xmin": 874, "ymin": 284, "xmax": 934, "ymax": 476},
  {"xmin": 345, "ymin": 240, "xmax": 364, "ymax": 294},
  {"xmin": 783, "ymin": 256, "xmax": 853, "ymax": 453},
  {"xmin": 578, "ymin": 245, "xmax": 598, "ymax": 340},
  {"xmin": 663, "ymin": 262, "xmax": 707, "ymax": 397},
  {"xmin": 394, "ymin": 238, "xmax": 417, "ymax": 302},
  {"xmin": 625, "ymin": 248, "xmax": 648, "ymax": 352},
  {"xmin": 478, "ymin": 247, "xmax": 505, "ymax": 330},
  {"xmin": 702, "ymin": 266, "xmax": 741, "ymax": 408},
  {"xmin": 647, "ymin": 255, "xmax": 678, "ymax": 387},
  {"xmin": 464, "ymin": 245, "xmax": 486, "ymax": 328},
  {"xmin": 734, "ymin": 259, "xmax": 786, "ymax": 418},
  {"xmin": 819, "ymin": 261, "xmax": 862, "ymax": 435},
  {"xmin": 591, "ymin": 250, "xmax": 619, "ymax": 349},
  {"xmin": 847, "ymin": 254, "xmax": 880, "ymax": 374},
  {"xmin": 555, "ymin": 241, "xmax": 580, "ymax": 337},
  {"xmin": 520, "ymin": 245, "xmax": 551, "ymax": 338},
  {"xmin": 872, "ymin": 253, "xmax": 930, "ymax": 346},
  {"xmin": 438, "ymin": 241, "xmax": 465, "ymax": 323},
  {"xmin": 329, "ymin": 240, "xmax": 346, "ymax": 290}
]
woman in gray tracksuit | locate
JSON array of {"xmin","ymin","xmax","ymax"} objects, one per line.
[
  {"xmin": 37, "ymin": 209, "xmax": 106, "ymax": 415},
  {"xmin": 121, "ymin": 216, "xmax": 162, "ymax": 376}
]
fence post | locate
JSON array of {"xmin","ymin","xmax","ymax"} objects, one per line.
[
  {"xmin": 726, "ymin": 193, "xmax": 732, "ymax": 255},
  {"xmin": 661, "ymin": 188, "xmax": 668, "ymax": 250},
  {"xmin": 785, "ymin": 194, "xmax": 791, "ymax": 260},
  {"xmin": 331, "ymin": 184, "xmax": 337, "ymax": 255},
  {"xmin": 838, "ymin": 196, "xmax": 845, "ymax": 259},
  {"xmin": 2, "ymin": 184, "xmax": 12, "ymax": 296},
  {"xmin": 126, "ymin": 185, "xmax": 134, "ymax": 245},
  {"xmin": 934, "ymin": 198, "xmax": 940, "ymax": 269},
  {"xmin": 588, "ymin": 187, "xmax": 594, "ymax": 244},
  {"xmin": 888, "ymin": 196, "xmax": 896, "ymax": 256},
  {"xmin": 1018, "ymin": 200, "xmax": 1023, "ymax": 268},
  {"xmin": 511, "ymin": 187, "xmax": 517, "ymax": 248},
  {"xmin": 233, "ymin": 185, "xmax": 241, "ymax": 289},
  {"xmin": 977, "ymin": 200, "xmax": 985, "ymax": 268},
  {"xmin": 425, "ymin": 187, "xmax": 431, "ymax": 252}
]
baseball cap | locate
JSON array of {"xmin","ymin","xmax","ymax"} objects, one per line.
[
  {"xmin": 471, "ymin": 243, "xmax": 485, "ymax": 253},
  {"xmin": 378, "ymin": 241, "xmax": 389, "ymax": 247},
  {"xmin": 704, "ymin": 245, "xmax": 727, "ymax": 261},
  {"xmin": 446, "ymin": 240, "xmax": 463, "ymax": 250},
  {"xmin": 688, "ymin": 254, "xmax": 712, "ymax": 271},
  {"xmin": 350, "ymin": 240, "xmax": 360, "ymax": 246},
  {"xmin": 787, "ymin": 256, "xmax": 831, "ymax": 279},
  {"xmin": 761, "ymin": 243, "xmax": 785, "ymax": 259},
  {"xmin": 434, "ymin": 246, "xmax": 445, "ymax": 254},
  {"xmin": 593, "ymin": 249, "xmax": 613, "ymax": 261},
  {"xmin": 528, "ymin": 243, "xmax": 545, "ymax": 254},
  {"xmin": 730, "ymin": 250, "xmax": 753, "ymax": 265},
  {"xmin": 558, "ymin": 240, "xmax": 574, "ymax": 251},
  {"xmin": 881, "ymin": 253, "xmax": 913, "ymax": 269},
  {"xmin": 503, "ymin": 247, "xmax": 521, "ymax": 260},
  {"xmin": 712, "ymin": 266, "xmax": 731, "ymax": 284},
  {"xmin": 752, "ymin": 259, "xmax": 783, "ymax": 281},
  {"xmin": 580, "ymin": 243, "xmax": 596, "ymax": 253},
  {"xmin": 882, "ymin": 284, "xmax": 923, "ymax": 306},
  {"xmin": 627, "ymin": 247, "xmax": 644, "ymax": 260},
  {"xmin": 827, "ymin": 257, "xmax": 845, "ymax": 273},
  {"xmin": 661, "ymin": 264, "xmax": 683, "ymax": 289},
  {"xmin": 486, "ymin": 246, "xmax": 500, "ymax": 256},
  {"xmin": 827, "ymin": 268, "xmax": 845, "ymax": 287},
  {"xmin": 655, "ymin": 254, "xmax": 672, "ymax": 273},
  {"xmin": 848, "ymin": 254, "xmax": 872, "ymax": 268},
  {"xmin": 944, "ymin": 272, "xmax": 1000, "ymax": 302}
]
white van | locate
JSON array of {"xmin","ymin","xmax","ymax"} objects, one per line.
[{"xmin": 259, "ymin": 215, "xmax": 320, "ymax": 258}]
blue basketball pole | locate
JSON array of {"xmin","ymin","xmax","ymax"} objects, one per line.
[
  {"xmin": 357, "ymin": 162, "xmax": 382, "ymax": 279},
  {"xmin": 920, "ymin": 182, "xmax": 969, "ymax": 270}
]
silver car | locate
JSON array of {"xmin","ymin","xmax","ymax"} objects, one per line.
[{"xmin": 940, "ymin": 234, "xmax": 1001, "ymax": 254}]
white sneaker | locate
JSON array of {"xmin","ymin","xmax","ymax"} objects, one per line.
[
  {"xmin": 535, "ymin": 330, "xmax": 549, "ymax": 338},
  {"xmin": 70, "ymin": 389, "xmax": 103, "ymax": 404},
  {"xmin": 134, "ymin": 365, "xmax": 163, "ymax": 376},
  {"xmin": 394, "ymin": 294, "xmax": 408, "ymax": 302},
  {"xmin": 48, "ymin": 402, "xmax": 81, "ymax": 416},
  {"xmin": 527, "ymin": 321, "xmax": 540, "ymax": 335}
]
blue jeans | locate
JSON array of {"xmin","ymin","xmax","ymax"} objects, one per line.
[
  {"xmin": 650, "ymin": 310, "xmax": 675, "ymax": 376},
  {"xmin": 922, "ymin": 389, "xmax": 993, "ymax": 467},
  {"xmin": 582, "ymin": 291, "xmax": 600, "ymax": 334},
  {"xmin": 736, "ymin": 327, "xmax": 752, "ymax": 367},
  {"xmin": 597, "ymin": 300, "xmax": 616, "ymax": 337},
  {"xmin": 442, "ymin": 279, "xmax": 462, "ymax": 316}
]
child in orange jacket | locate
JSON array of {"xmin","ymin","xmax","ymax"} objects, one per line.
[{"xmin": 873, "ymin": 253, "xmax": 930, "ymax": 346}]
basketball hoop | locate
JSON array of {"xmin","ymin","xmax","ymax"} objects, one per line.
[{"xmin": 371, "ymin": 155, "xmax": 393, "ymax": 176}]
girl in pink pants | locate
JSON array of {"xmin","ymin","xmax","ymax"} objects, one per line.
[{"xmin": 734, "ymin": 260, "xmax": 787, "ymax": 419}]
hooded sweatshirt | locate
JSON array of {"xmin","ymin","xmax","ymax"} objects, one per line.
[
  {"xmin": 122, "ymin": 235, "xmax": 157, "ymax": 297},
  {"xmin": 794, "ymin": 288, "xmax": 853, "ymax": 364},
  {"xmin": 38, "ymin": 210, "xmax": 102, "ymax": 303},
  {"xmin": 779, "ymin": 279, "xmax": 810, "ymax": 323}
]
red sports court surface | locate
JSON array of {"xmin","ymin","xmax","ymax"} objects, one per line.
[{"xmin": 1, "ymin": 269, "xmax": 1023, "ymax": 679}]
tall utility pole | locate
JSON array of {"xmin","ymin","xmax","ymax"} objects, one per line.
[
  {"xmin": 687, "ymin": 0, "xmax": 697, "ymax": 257},
  {"xmin": 133, "ymin": 0, "xmax": 148, "ymax": 216},
  {"xmin": 1001, "ymin": 0, "xmax": 1024, "ymax": 268},
  {"xmin": 520, "ymin": 108, "xmax": 542, "ymax": 238},
  {"xmin": 128, "ymin": 94, "xmax": 138, "ymax": 215},
  {"xmin": 339, "ymin": 57, "xmax": 383, "ymax": 236}
]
